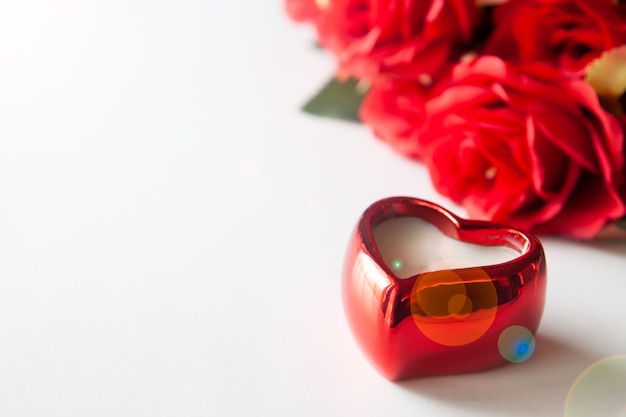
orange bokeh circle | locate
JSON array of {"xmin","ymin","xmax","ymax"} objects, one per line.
[{"xmin": 410, "ymin": 268, "xmax": 498, "ymax": 346}]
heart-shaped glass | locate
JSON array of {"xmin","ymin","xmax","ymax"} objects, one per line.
[{"xmin": 343, "ymin": 197, "xmax": 547, "ymax": 380}]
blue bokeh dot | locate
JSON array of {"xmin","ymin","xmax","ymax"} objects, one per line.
[
  {"xmin": 498, "ymin": 326, "xmax": 535, "ymax": 363},
  {"xmin": 516, "ymin": 341, "xmax": 529, "ymax": 356}
]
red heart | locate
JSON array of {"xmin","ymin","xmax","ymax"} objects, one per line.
[{"xmin": 343, "ymin": 197, "xmax": 547, "ymax": 380}]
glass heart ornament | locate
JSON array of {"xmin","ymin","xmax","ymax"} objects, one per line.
[{"xmin": 342, "ymin": 197, "xmax": 547, "ymax": 380}]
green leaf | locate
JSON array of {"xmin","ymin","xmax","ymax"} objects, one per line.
[
  {"xmin": 301, "ymin": 77, "xmax": 366, "ymax": 123},
  {"xmin": 615, "ymin": 217, "xmax": 626, "ymax": 231}
]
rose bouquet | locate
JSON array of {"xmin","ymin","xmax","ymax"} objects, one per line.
[{"xmin": 286, "ymin": 0, "xmax": 626, "ymax": 239}]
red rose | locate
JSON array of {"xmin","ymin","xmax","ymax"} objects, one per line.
[
  {"xmin": 484, "ymin": 0, "xmax": 626, "ymax": 73},
  {"xmin": 363, "ymin": 56, "xmax": 626, "ymax": 238},
  {"xmin": 285, "ymin": 0, "xmax": 320, "ymax": 23},
  {"xmin": 360, "ymin": 78, "xmax": 430, "ymax": 158},
  {"xmin": 286, "ymin": 0, "xmax": 480, "ymax": 80}
]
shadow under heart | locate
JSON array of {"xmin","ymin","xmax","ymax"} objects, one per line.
[{"xmin": 393, "ymin": 334, "xmax": 594, "ymax": 416}]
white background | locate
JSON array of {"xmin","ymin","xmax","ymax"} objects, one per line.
[{"xmin": 0, "ymin": 1, "xmax": 625, "ymax": 416}]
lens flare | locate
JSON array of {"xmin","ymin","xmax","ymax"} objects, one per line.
[
  {"xmin": 392, "ymin": 259, "xmax": 402, "ymax": 271},
  {"xmin": 410, "ymin": 268, "xmax": 497, "ymax": 346},
  {"xmin": 564, "ymin": 355, "xmax": 626, "ymax": 417},
  {"xmin": 497, "ymin": 325, "xmax": 535, "ymax": 363}
]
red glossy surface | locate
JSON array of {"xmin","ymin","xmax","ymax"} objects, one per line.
[{"xmin": 343, "ymin": 197, "xmax": 547, "ymax": 380}]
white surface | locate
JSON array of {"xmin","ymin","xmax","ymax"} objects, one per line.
[
  {"xmin": 374, "ymin": 217, "xmax": 519, "ymax": 278},
  {"xmin": 0, "ymin": 1, "xmax": 624, "ymax": 416}
]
